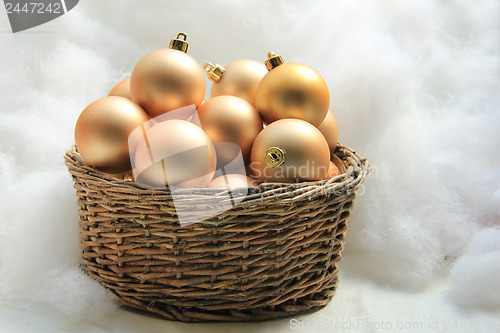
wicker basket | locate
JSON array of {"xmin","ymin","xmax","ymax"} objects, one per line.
[{"xmin": 64, "ymin": 143, "xmax": 369, "ymax": 322}]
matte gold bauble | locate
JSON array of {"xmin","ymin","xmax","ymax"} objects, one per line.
[
  {"xmin": 130, "ymin": 33, "xmax": 205, "ymax": 119},
  {"xmin": 250, "ymin": 119, "xmax": 330, "ymax": 183},
  {"xmin": 255, "ymin": 52, "xmax": 329, "ymax": 126},
  {"xmin": 324, "ymin": 161, "xmax": 341, "ymax": 179},
  {"xmin": 209, "ymin": 174, "xmax": 259, "ymax": 189},
  {"xmin": 317, "ymin": 111, "xmax": 339, "ymax": 153},
  {"xmin": 197, "ymin": 95, "xmax": 263, "ymax": 166},
  {"xmin": 204, "ymin": 60, "xmax": 268, "ymax": 106},
  {"xmin": 108, "ymin": 78, "xmax": 131, "ymax": 99},
  {"xmin": 75, "ymin": 96, "xmax": 149, "ymax": 174},
  {"xmin": 134, "ymin": 120, "xmax": 216, "ymax": 188}
]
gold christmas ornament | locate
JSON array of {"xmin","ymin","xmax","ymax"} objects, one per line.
[
  {"xmin": 134, "ymin": 120, "xmax": 217, "ymax": 188},
  {"xmin": 324, "ymin": 161, "xmax": 341, "ymax": 179},
  {"xmin": 317, "ymin": 111, "xmax": 339, "ymax": 154},
  {"xmin": 108, "ymin": 78, "xmax": 131, "ymax": 99},
  {"xmin": 250, "ymin": 118, "xmax": 330, "ymax": 183},
  {"xmin": 255, "ymin": 52, "xmax": 330, "ymax": 126},
  {"xmin": 74, "ymin": 96, "xmax": 149, "ymax": 174},
  {"xmin": 209, "ymin": 174, "xmax": 259, "ymax": 189},
  {"xmin": 130, "ymin": 32, "xmax": 205, "ymax": 119},
  {"xmin": 204, "ymin": 59, "xmax": 268, "ymax": 106},
  {"xmin": 197, "ymin": 95, "xmax": 263, "ymax": 165}
]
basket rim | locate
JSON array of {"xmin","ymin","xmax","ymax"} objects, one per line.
[{"xmin": 64, "ymin": 143, "xmax": 370, "ymax": 205}]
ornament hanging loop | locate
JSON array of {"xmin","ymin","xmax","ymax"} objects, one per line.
[
  {"xmin": 265, "ymin": 52, "xmax": 285, "ymax": 71},
  {"xmin": 204, "ymin": 62, "xmax": 225, "ymax": 82},
  {"xmin": 169, "ymin": 32, "xmax": 189, "ymax": 53}
]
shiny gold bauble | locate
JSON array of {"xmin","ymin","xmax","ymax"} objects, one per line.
[
  {"xmin": 250, "ymin": 119, "xmax": 330, "ymax": 183},
  {"xmin": 255, "ymin": 62, "xmax": 329, "ymax": 126},
  {"xmin": 205, "ymin": 60, "xmax": 268, "ymax": 106},
  {"xmin": 209, "ymin": 174, "xmax": 259, "ymax": 189},
  {"xmin": 197, "ymin": 95, "xmax": 263, "ymax": 166},
  {"xmin": 130, "ymin": 49, "xmax": 205, "ymax": 119},
  {"xmin": 75, "ymin": 96, "xmax": 149, "ymax": 174},
  {"xmin": 317, "ymin": 111, "xmax": 339, "ymax": 153},
  {"xmin": 134, "ymin": 120, "xmax": 216, "ymax": 188},
  {"xmin": 108, "ymin": 78, "xmax": 131, "ymax": 99}
]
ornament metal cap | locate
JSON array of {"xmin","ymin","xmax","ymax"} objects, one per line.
[
  {"xmin": 265, "ymin": 52, "xmax": 285, "ymax": 71},
  {"xmin": 123, "ymin": 173, "xmax": 133, "ymax": 182},
  {"xmin": 265, "ymin": 147, "xmax": 286, "ymax": 167},
  {"xmin": 169, "ymin": 32, "xmax": 189, "ymax": 53},
  {"xmin": 203, "ymin": 63, "xmax": 226, "ymax": 82}
]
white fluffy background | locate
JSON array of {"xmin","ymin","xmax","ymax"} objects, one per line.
[{"xmin": 0, "ymin": 0, "xmax": 499, "ymax": 326}]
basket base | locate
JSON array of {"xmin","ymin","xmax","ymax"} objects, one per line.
[
  {"xmin": 81, "ymin": 262, "xmax": 340, "ymax": 322},
  {"xmin": 113, "ymin": 288, "xmax": 336, "ymax": 322}
]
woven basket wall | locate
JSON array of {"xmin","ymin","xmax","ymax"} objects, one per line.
[{"xmin": 64, "ymin": 143, "xmax": 369, "ymax": 322}]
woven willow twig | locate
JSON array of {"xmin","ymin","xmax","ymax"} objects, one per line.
[{"xmin": 64, "ymin": 143, "xmax": 369, "ymax": 322}]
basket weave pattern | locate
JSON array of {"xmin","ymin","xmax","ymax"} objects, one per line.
[{"xmin": 64, "ymin": 144, "xmax": 369, "ymax": 322}]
